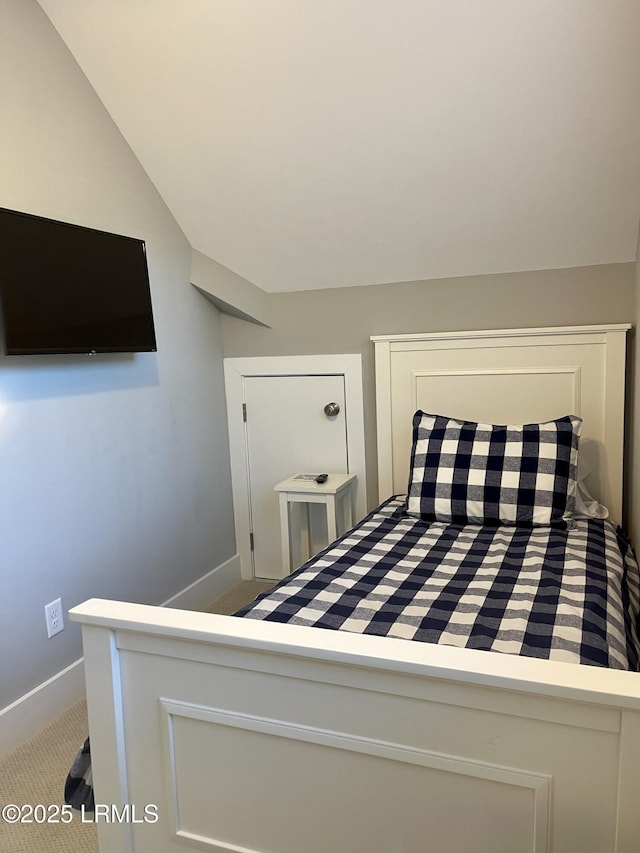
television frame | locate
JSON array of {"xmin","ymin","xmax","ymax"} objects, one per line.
[{"xmin": 0, "ymin": 207, "xmax": 157, "ymax": 356}]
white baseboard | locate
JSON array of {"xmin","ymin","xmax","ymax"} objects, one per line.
[
  {"xmin": 0, "ymin": 554, "xmax": 241, "ymax": 757},
  {"xmin": 0, "ymin": 657, "xmax": 86, "ymax": 758},
  {"xmin": 161, "ymin": 553, "xmax": 241, "ymax": 610}
]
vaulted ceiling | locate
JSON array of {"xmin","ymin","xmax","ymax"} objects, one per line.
[{"xmin": 37, "ymin": 1, "xmax": 640, "ymax": 293}]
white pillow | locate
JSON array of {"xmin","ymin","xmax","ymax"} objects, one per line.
[{"xmin": 574, "ymin": 479, "xmax": 608, "ymax": 519}]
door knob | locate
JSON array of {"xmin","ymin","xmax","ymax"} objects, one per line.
[{"xmin": 324, "ymin": 402, "xmax": 340, "ymax": 417}]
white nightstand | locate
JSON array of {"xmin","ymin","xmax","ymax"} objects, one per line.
[{"xmin": 274, "ymin": 473, "xmax": 357, "ymax": 574}]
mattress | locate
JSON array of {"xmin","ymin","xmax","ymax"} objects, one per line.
[{"xmin": 237, "ymin": 497, "xmax": 640, "ymax": 670}]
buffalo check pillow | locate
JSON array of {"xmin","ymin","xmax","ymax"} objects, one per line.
[{"xmin": 406, "ymin": 411, "xmax": 582, "ymax": 526}]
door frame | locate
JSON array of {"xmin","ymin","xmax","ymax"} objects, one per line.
[{"xmin": 224, "ymin": 354, "xmax": 367, "ymax": 579}]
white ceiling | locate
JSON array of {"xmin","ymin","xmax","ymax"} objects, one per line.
[{"xmin": 37, "ymin": 0, "xmax": 640, "ymax": 293}]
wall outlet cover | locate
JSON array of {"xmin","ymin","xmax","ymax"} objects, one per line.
[{"xmin": 45, "ymin": 598, "xmax": 64, "ymax": 639}]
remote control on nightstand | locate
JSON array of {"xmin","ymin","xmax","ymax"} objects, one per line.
[{"xmin": 315, "ymin": 473, "xmax": 328, "ymax": 483}]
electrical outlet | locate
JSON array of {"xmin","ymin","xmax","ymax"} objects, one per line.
[{"xmin": 45, "ymin": 597, "xmax": 64, "ymax": 638}]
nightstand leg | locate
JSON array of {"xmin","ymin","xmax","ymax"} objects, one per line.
[
  {"xmin": 327, "ymin": 494, "xmax": 338, "ymax": 543},
  {"xmin": 348, "ymin": 484, "xmax": 356, "ymax": 530},
  {"xmin": 278, "ymin": 492, "xmax": 291, "ymax": 575},
  {"xmin": 302, "ymin": 503, "xmax": 312, "ymax": 564}
]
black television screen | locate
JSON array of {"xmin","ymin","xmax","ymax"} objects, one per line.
[{"xmin": 0, "ymin": 207, "xmax": 157, "ymax": 355}]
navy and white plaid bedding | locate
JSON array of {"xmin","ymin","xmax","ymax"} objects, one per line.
[
  {"xmin": 64, "ymin": 737, "xmax": 94, "ymax": 811},
  {"xmin": 237, "ymin": 497, "xmax": 640, "ymax": 670},
  {"xmin": 407, "ymin": 412, "xmax": 581, "ymax": 527},
  {"xmin": 66, "ymin": 496, "xmax": 640, "ymax": 810}
]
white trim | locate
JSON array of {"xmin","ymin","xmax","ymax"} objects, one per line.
[
  {"xmin": 161, "ymin": 554, "xmax": 241, "ymax": 610},
  {"xmin": 370, "ymin": 323, "xmax": 632, "ymax": 343},
  {"xmin": 409, "ymin": 366, "xmax": 583, "ymax": 419},
  {"xmin": 160, "ymin": 698, "xmax": 551, "ymax": 789},
  {"xmin": 0, "ymin": 658, "xmax": 85, "ymax": 757},
  {"xmin": 160, "ymin": 698, "xmax": 551, "ymax": 853},
  {"xmin": 224, "ymin": 354, "xmax": 367, "ymax": 579},
  {"xmin": 0, "ymin": 555, "xmax": 241, "ymax": 757}
]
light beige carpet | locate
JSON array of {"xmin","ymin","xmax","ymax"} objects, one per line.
[
  {"xmin": 0, "ymin": 700, "xmax": 97, "ymax": 853},
  {"xmin": 0, "ymin": 580, "xmax": 274, "ymax": 853},
  {"xmin": 203, "ymin": 579, "xmax": 275, "ymax": 615}
]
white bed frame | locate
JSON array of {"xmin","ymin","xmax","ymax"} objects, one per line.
[{"xmin": 71, "ymin": 324, "xmax": 640, "ymax": 853}]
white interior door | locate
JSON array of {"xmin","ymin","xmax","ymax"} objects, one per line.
[
  {"xmin": 224, "ymin": 354, "xmax": 367, "ymax": 583},
  {"xmin": 243, "ymin": 374, "xmax": 348, "ymax": 580}
]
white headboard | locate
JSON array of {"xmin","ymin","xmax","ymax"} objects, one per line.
[{"xmin": 372, "ymin": 324, "xmax": 631, "ymax": 524}]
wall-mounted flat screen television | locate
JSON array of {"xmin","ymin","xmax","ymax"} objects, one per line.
[{"xmin": 0, "ymin": 207, "xmax": 157, "ymax": 355}]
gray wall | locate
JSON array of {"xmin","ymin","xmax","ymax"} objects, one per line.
[
  {"xmin": 222, "ymin": 264, "xmax": 636, "ymax": 514},
  {"xmin": 1, "ymin": 0, "xmax": 235, "ymax": 708}
]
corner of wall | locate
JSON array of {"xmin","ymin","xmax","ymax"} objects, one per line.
[
  {"xmin": 0, "ymin": 554, "xmax": 241, "ymax": 757},
  {"xmin": 191, "ymin": 249, "xmax": 273, "ymax": 327}
]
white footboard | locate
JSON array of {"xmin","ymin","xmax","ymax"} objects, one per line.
[{"xmin": 71, "ymin": 598, "xmax": 640, "ymax": 853}]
